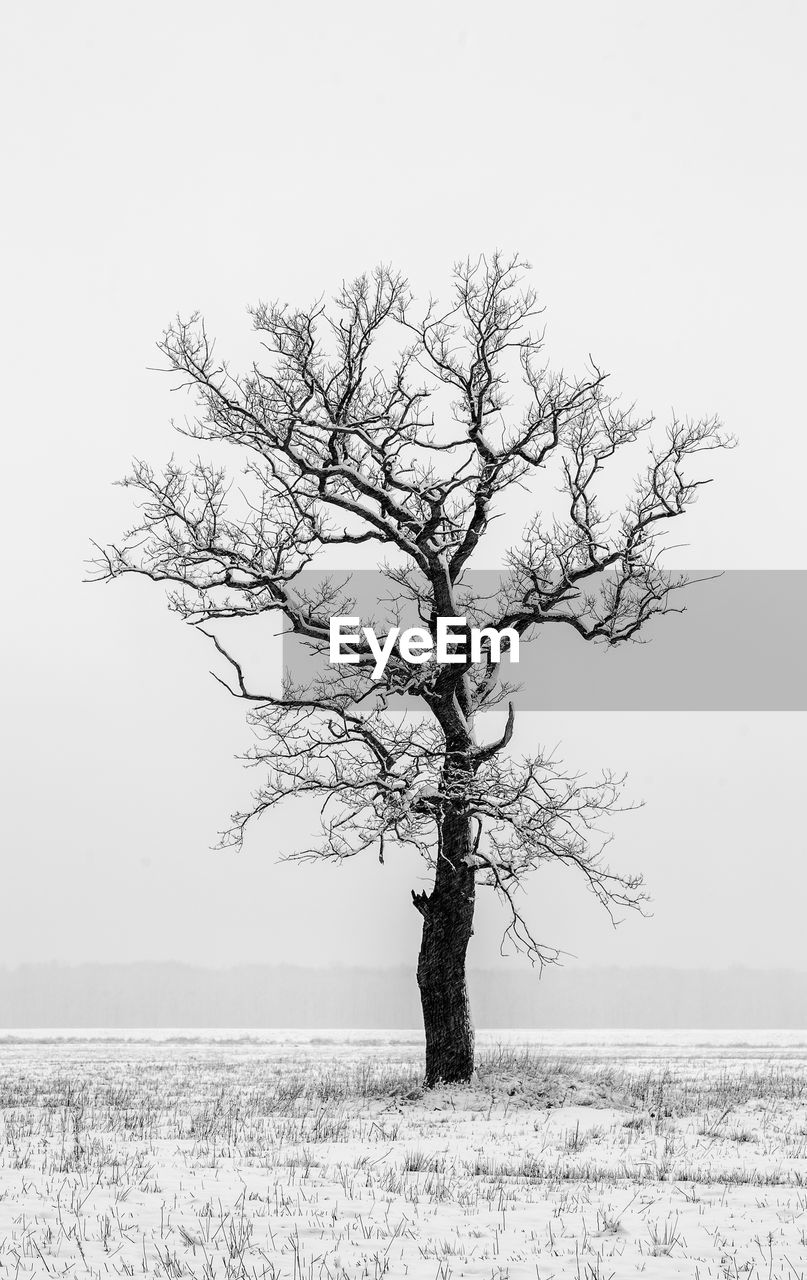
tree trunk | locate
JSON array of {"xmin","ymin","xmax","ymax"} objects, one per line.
[{"xmin": 413, "ymin": 805, "xmax": 476, "ymax": 1086}]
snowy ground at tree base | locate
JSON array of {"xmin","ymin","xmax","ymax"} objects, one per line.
[{"xmin": 2, "ymin": 1030, "xmax": 807, "ymax": 1279}]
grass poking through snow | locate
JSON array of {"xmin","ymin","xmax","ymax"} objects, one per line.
[{"xmin": 1, "ymin": 1034, "xmax": 807, "ymax": 1277}]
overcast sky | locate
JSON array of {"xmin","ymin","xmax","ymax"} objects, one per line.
[{"xmin": 1, "ymin": 1, "xmax": 805, "ymax": 978}]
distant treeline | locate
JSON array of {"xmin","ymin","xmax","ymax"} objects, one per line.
[{"xmin": 1, "ymin": 964, "xmax": 806, "ymax": 1028}]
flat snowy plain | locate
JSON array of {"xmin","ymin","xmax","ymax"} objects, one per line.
[{"xmin": 3, "ymin": 1029, "xmax": 807, "ymax": 1280}]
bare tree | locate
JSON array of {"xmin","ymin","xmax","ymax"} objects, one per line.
[{"xmin": 91, "ymin": 254, "xmax": 729, "ymax": 1085}]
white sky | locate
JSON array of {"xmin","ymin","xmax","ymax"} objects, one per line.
[{"xmin": 1, "ymin": 0, "xmax": 805, "ymax": 976}]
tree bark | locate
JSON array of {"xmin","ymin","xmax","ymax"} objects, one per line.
[{"xmin": 413, "ymin": 804, "xmax": 476, "ymax": 1086}]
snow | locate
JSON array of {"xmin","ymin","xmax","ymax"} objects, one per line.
[{"xmin": 1, "ymin": 1030, "xmax": 807, "ymax": 1278}]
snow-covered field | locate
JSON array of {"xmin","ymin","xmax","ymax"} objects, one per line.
[{"xmin": 3, "ymin": 1030, "xmax": 807, "ymax": 1279}]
